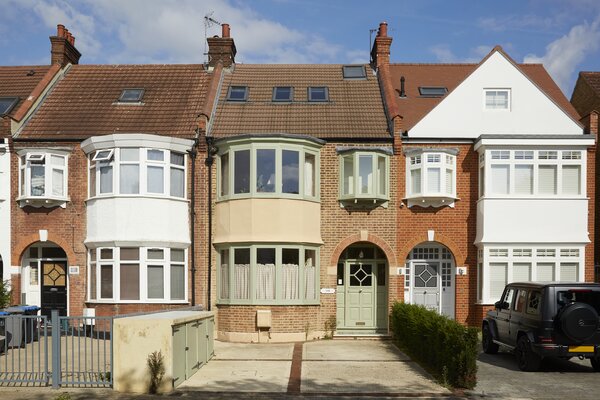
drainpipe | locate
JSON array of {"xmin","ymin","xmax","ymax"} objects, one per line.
[
  {"xmin": 205, "ymin": 136, "xmax": 218, "ymax": 311},
  {"xmin": 188, "ymin": 137, "xmax": 199, "ymax": 306}
]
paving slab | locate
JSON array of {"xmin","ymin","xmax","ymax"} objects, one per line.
[
  {"xmin": 212, "ymin": 340, "xmax": 294, "ymax": 360},
  {"xmin": 303, "ymin": 340, "xmax": 410, "ymax": 361}
]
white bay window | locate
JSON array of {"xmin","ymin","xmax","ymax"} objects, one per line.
[
  {"xmin": 18, "ymin": 150, "xmax": 69, "ymax": 207},
  {"xmin": 405, "ymin": 149, "xmax": 457, "ymax": 208}
]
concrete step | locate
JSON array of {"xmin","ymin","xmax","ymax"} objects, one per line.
[{"xmin": 333, "ymin": 332, "xmax": 392, "ymax": 340}]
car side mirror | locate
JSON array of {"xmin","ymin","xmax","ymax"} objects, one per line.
[{"xmin": 494, "ymin": 300, "xmax": 507, "ymax": 310}]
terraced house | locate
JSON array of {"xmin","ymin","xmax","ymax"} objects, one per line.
[{"xmin": 2, "ymin": 22, "xmax": 595, "ymax": 340}]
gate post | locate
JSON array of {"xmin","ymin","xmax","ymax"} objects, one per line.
[{"xmin": 51, "ymin": 310, "xmax": 60, "ymax": 389}]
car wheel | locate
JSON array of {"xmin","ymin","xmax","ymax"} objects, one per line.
[
  {"xmin": 516, "ymin": 335, "xmax": 541, "ymax": 372},
  {"xmin": 482, "ymin": 324, "xmax": 499, "ymax": 354},
  {"xmin": 591, "ymin": 357, "xmax": 600, "ymax": 372}
]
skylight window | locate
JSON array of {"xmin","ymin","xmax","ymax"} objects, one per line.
[
  {"xmin": 418, "ymin": 87, "xmax": 448, "ymax": 97},
  {"xmin": 342, "ymin": 65, "xmax": 366, "ymax": 79},
  {"xmin": 272, "ymin": 87, "xmax": 293, "ymax": 102},
  {"xmin": 118, "ymin": 89, "xmax": 144, "ymax": 103},
  {"xmin": 227, "ymin": 86, "xmax": 248, "ymax": 101},
  {"xmin": 308, "ymin": 87, "xmax": 329, "ymax": 102},
  {"xmin": 0, "ymin": 97, "xmax": 19, "ymax": 115}
]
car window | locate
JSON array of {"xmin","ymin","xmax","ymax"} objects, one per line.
[
  {"xmin": 557, "ymin": 290, "xmax": 600, "ymax": 313},
  {"xmin": 526, "ymin": 290, "xmax": 542, "ymax": 315},
  {"xmin": 502, "ymin": 288, "xmax": 515, "ymax": 309},
  {"xmin": 514, "ymin": 289, "xmax": 527, "ymax": 313}
]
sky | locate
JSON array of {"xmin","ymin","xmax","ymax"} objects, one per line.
[{"xmin": 1, "ymin": 0, "xmax": 600, "ymax": 97}]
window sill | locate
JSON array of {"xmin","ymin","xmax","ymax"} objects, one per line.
[
  {"xmin": 17, "ymin": 196, "xmax": 69, "ymax": 209},
  {"xmin": 217, "ymin": 300, "xmax": 321, "ymax": 306},
  {"xmin": 86, "ymin": 194, "xmax": 189, "ymax": 203},
  {"xmin": 217, "ymin": 195, "xmax": 320, "ymax": 203},
  {"xmin": 86, "ymin": 299, "xmax": 189, "ymax": 304},
  {"xmin": 405, "ymin": 195, "xmax": 458, "ymax": 208},
  {"xmin": 338, "ymin": 196, "xmax": 389, "ymax": 209}
]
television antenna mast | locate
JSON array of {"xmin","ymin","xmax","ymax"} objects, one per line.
[{"xmin": 204, "ymin": 11, "xmax": 222, "ymax": 63}]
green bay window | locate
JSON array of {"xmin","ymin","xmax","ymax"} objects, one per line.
[
  {"xmin": 339, "ymin": 149, "xmax": 390, "ymax": 205},
  {"xmin": 218, "ymin": 244, "xmax": 320, "ymax": 305}
]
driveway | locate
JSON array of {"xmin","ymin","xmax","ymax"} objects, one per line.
[
  {"xmin": 179, "ymin": 339, "xmax": 453, "ymax": 398},
  {"xmin": 470, "ymin": 348, "xmax": 599, "ymax": 399}
]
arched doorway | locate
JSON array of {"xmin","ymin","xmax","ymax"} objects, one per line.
[
  {"xmin": 405, "ymin": 242, "xmax": 456, "ymax": 319},
  {"xmin": 336, "ymin": 243, "xmax": 388, "ymax": 334},
  {"xmin": 21, "ymin": 242, "xmax": 68, "ymax": 318}
]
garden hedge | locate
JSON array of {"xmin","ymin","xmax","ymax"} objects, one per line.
[{"xmin": 390, "ymin": 301, "xmax": 478, "ymax": 389}]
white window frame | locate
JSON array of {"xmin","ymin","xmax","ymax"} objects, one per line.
[
  {"xmin": 479, "ymin": 148, "xmax": 586, "ymax": 199},
  {"xmin": 17, "ymin": 150, "xmax": 69, "ymax": 207},
  {"xmin": 405, "ymin": 150, "xmax": 457, "ymax": 208},
  {"xmin": 92, "ymin": 149, "xmax": 114, "ymax": 162},
  {"xmin": 88, "ymin": 246, "xmax": 188, "ymax": 303},
  {"xmin": 339, "ymin": 150, "xmax": 390, "ymax": 204},
  {"xmin": 484, "ymin": 88, "xmax": 511, "ymax": 111}
]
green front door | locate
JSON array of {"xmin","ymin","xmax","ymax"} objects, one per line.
[{"xmin": 346, "ymin": 262, "xmax": 375, "ymax": 328}]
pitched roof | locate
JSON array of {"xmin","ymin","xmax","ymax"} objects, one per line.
[
  {"xmin": 0, "ymin": 65, "xmax": 53, "ymax": 118},
  {"xmin": 388, "ymin": 62, "xmax": 580, "ymax": 131},
  {"xmin": 570, "ymin": 71, "xmax": 600, "ymax": 118},
  {"xmin": 19, "ymin": 64, "xmax": 213, "ymax": 139},
  {"xmin": 210, "ymin": 64, "xmax": 390, "ymax": 140},
  {"xmin": 580, "ymin": 71, "xmax": 600, "ymax": 94}
]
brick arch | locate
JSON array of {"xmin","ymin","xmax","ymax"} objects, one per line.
[
  {"xmin": 398, "ymin": 232, "xmax": 465, "ymax": 266},
  {"xmin": 12, "ymin": 233, "xmax": 76, "ymax": 265},
  {"xmin": 330, "ymin": 233, "xmax": 397, "ymax": 267}
]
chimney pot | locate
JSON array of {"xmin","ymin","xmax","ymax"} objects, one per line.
[
  {"xmin": 50, "ymin": 24, "xmax": 81, "ymax": 67},
  {"xmin": 222, "ymin": 23, "xmax": 230, "ymax": 38},
  {"xmin": 378, "ymin": 22, "xmax": 388, "ymax": 37},
  {"xmin": 57, "ymin": 24, "xmax": 65, "ymax": 37}
]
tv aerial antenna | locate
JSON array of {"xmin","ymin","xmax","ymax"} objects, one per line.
[{"xmin": 204, "ymin": 11, "xmax": 222, "ymax": 63}]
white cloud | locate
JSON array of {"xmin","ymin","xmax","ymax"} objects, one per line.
[
  {"xmin": 478, "ymin": 14, "xmax": 565, "ymax": 34},
  {"xmin": 524, "ymin": 18, "xmax": 600, "ymax": 92},
  {"xmin": 429, "ymin": 44, "xmax": 491, "ymax": 63}
]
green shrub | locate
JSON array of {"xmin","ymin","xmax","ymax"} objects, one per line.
[
  {"xmin": 0, "ymin": 280, "xmax": 11, "ymax": 309},
  {"xmin": 147, "ymin": 350, "xmax": 165, "ymax": 394},
  {"xmin": 390, "ymin": 302, "xmax": 478, "ymax": 389}
]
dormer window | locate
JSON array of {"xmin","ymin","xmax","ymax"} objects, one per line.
[
  {"xmin": 18, "ymin": 150, "xmax": 69, "ymax": 207},
  {"xmin": 118, "ymin": 89, "xmax": 144, "ymax": 103},
  {"xmin": 405, "ymin": 149, "xmax": 457, "ymax": 208},
  {"xmin": 0, "ymin": 97, "xmax": 19, "ymax": 115},
  {"xmin": 308, "ymin": 87, "xmax": 329, "ymax": 102},
  {"xmin": 342, "ymin": 65, "xmax": 366, "ymax": 79},
  {"xmin": 227, "ymin": 86, "xmax": 248, "ymax": 101},
  {"xmin": 418, "ymin": 87, "xmax": 447, "ymax": 97},
  {"xmin": 273, "ymin": 86, "xmax": 293, "ymax": 102},
  {"xmin": 339, "ymin": 150, "xmax": 389, "ymax": 207},
  {"xmin": 485, "ymin": 89, "xmax": 510, "ymax": 110}
]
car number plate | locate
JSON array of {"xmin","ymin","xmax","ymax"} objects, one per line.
[{"xmin": 568, "ymin": 346, "xmax": 594, "ymax": 353}]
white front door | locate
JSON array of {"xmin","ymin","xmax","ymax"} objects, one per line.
[{"xmin": 411, "ymin": 262, "xmax": 440, "ymax": 311}]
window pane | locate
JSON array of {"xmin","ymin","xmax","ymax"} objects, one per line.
[
  {"xmin": 479, "ymin": 166, "xmax": 485, "ymax": 197},
  {"xmin": 514, "ymin": 165, "xmax": 533, "ymax": 195},
  {"xmin": 538, "ymin": 165, "xmax": 557, "ymax": 195},
  {"xmin": 220, "ymin": 249, "xmax": 230, "ymax": 300},
  {"xmin": 120, "ymin": 247, "xmax": 139, "ymax": 261},
  {"xmin": 343, "ymin": 156, "xmax": 353, "ymax": 195},
  {"xmin": 489, "ymin": 263, "xmax": 507, "ymax": 301},
  {"xmin": 559, "ymin": 263, "xmax": 578, "ymax": 281},
  {"xmin": 445, "ymin": 169, "xmax": 453, "ymax": 195},
  {"xmin": 52, "ymin": 168, "xmax": 64, "ymax": 196},
  {"xmin": 147, "ymin": 265, "xmax": 164, "ymax": 299},
  {"xmin": 305, "ymin": 153, "xmax": 316, "ymax": 197},
  {"xmin": 411, "ymin": 169, "xmax": 421, "ymax": 194},
  {"xmin": 512, "ymin": 263, "xmax": 531, "ymax": 282},
  {"xmin": 234, "ymin": 150, "xmax": 250, "ymax": 194},
  {"xmin": 170, "ymin": 265, "xmax": 185, "ymax": 300},
  {"xmin": 256, "ymin": 248, "xmax": 276, "ymax": 300},
  {"xmin": 120, "ymin": 164, "xmax": 140, "ymax": 194},
  {"xmin": 304, "ymin": 249, "xmax": 317, "ymax": 300},
  {"xmin": 358, "ymin": 155, "xmax": 373, "ymax": 194},
  {"xmin": 427, "ymin": 167, "xmax": 440, "ymax": 192},
  {"xmin": 491, "ymin": 165, "xmax": 509, "ymax": 194},
  {"xmin": 220, "ymin": 153, "xmax": 229, "ymax": 196},
  {"xmin": 148, "ymin": 249, "xmax": 164, "ymax": 259},
  {"xmin": 282, "ymin": 249, "xmax": 300, "ymax": 300},
  {"xmin": 170, "ymin": 167, "xmax": 184, "ymax": 197},
  {"xmin": 147, "ymin": 165, "xmax": 164, "ymax": 193},
  {"xmin": 378, "ymin": 156, "xmax": 386, "ymax": 196},
  {"xmin": 90, "ymin": 165, "xmax": 96, "ymax": 197},
  {"xmin": 120, "ymin": 148, "xmax": 139, "ymax": 161},
  {"xmin": 99, "ymin": 164, "xmax": 113, "ymax": 193},
  {"xmin": 90, "ymin": 263, "xmax": 96, "ymax": 300},
  {"xmin": 234, "ymin": 248, "xmax": 250, "ymax": 300},
  {"xmin": 171, "ymin": 152, "xmax": 185, "ymax": 166},
  {"xmin": 100, "ymin": 265, "xmax": 113, "ymax": 298},
  {"xmin": 30, "ymin": 165, "xmax": 45, "ymax": 196},
  {"xmin": 120, "ymin": 264, "xmax": 140, "ymax": 300},
  {"xmin": 50, "ymin": 155, "xmax": 65, "ymax": 166},
  {"xmin": 537, "ymin": 263, "xmax": 555, "ymax": 281},
  {"xmin": 282, "ymin": 150, "xmax": 299, "ymax": 194},
  {"xmin": 100, "ymin": 249, "xmax": 113, "ymax": 259},
  {"xmin": 562, "ymin": 165, "xmax": 581, "ymax": 195},
  {"xmin": 147, "ymin": 149, "xmax": 164, "ymax": 161},
  {"xmin": 256, "ymin": 149, "xmax": 276, "ymax": 193},
  {"xmin": 171, "ymin": 249, "xmax": 185, "ymax": 262}
]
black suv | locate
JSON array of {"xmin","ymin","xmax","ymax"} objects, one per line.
[{"xmin": 482, "ymin": 282, "xmax": 600, "ymax": 371}]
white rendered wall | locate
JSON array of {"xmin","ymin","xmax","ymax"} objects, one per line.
[
  {"xmin": 409, "ymin": 51, "xmax": 582, "ymax": 138},
  {"xmin": 86, "ymin": 197, "xmax": 190, "ymax": 248},
  {"xmin": 0, "ymin": 143, "xmax": 10, "ymax": 282},
  {"xmin": 475, "ymin": 198, "xmax": 589, "ymax": 244}
]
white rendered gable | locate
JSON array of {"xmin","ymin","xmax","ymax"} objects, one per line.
[{"xmin": 409, "ymin": 51, "xmax": 582, "ymax": 138}]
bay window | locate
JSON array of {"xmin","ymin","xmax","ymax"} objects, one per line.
[
  {"xmin": 88, "ymin": 246, "xmax": 187, "ymax": 303},
  {"xmin": 18, "ymin": 150, "xmax": 69, "ymax": 207},
  {"xmin": 339, "ymin": 150, "xmax": 389, "ymax": 205},
  {"xmin": 405, "ymin": 149, "xmax": 457, "ymax": 208},
  {"xmin": 218, "ymin": 244, "xmax": 319, "ymax": 305},
  {"xmin": 218, "ymin": 137, "xmax": 321, "ymax": 201}
]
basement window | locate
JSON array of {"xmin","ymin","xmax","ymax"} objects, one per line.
[
  {"xmin": 227, "ymin": 86, "xmax": 248, "ymax": 101},
  {"xmin": 418, "ymin": 87, "xmax": 447, "ymax": 97},
  {"xmin": 308, "ymin": 87, "xmax": 329, "ymax": 102},
  {"xmin": 118, "ymin": 89, "xmax": 144, "ymax": 103},
  {"xmin": 342, "ymin": 65, "xmax": 366, "ymax": 79},
  {"xmin": 0, "ymin": 97, "xmax": 19, "ymax": 115},
  {"xmin": 272, "ymin": 86, "xmax": 293, "ymax": 102}
]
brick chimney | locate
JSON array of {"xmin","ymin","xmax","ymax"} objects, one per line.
[
  {"xmin": 370, "ymin": 22, "xmax": 392, "ymax": 69},
  {"xmin": 50, "ymin": 24, "xmax": 81, "ymax": 67},
  {"xmin": 207, "ymin": 23, "xmax": 237, "ymax": 68}
]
